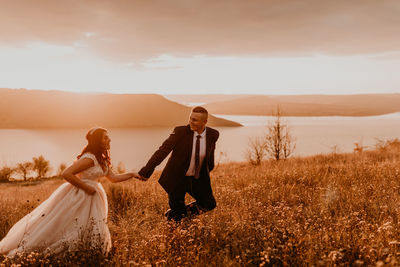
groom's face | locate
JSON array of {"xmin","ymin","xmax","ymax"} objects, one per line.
[{"xmin": 189, "ymin": 112, "xmax": 207, "ymax": 133}]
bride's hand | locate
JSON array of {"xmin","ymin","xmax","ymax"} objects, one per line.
[
  {"xmin": 85, "ymin": 186, "xmax": 96, "ymax": 195},
  {"xmin": 130, "ymin": 172, "xmax": 140, "ymax": 179},
  {"xmin": 131, "ymin": 172, "xmax": 147, "ymax": 181}
]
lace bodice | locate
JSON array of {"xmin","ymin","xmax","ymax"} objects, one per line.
[{"xmin": 77, "ymin": 153, "xmax": 108, "ymax": 181}]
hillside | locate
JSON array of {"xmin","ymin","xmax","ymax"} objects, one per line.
[
  {"xmin": 0, "ymin": 89, "xmax": 241, "ymax": 128},
  {"xmin": 164, "ymin": 94, "xmax": 254, "ymax": 104},
  {"xmin": 2, "ymin": 144, "xmax": 400, "ymax": 265},
  {"xmin": 203, "ymin": 94, "xmax": 400, "ymax": 116}
]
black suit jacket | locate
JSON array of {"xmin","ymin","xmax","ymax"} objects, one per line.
[{"xmin": 139, "ymin": 125, "xmax": 219, "ymax": 194}]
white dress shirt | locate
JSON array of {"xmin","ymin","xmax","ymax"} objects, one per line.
[{"xmin": 185, "ymin": 128, "xmax": 207, "ymax": 176}]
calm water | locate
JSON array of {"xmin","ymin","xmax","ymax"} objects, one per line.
[{"xmin": 1, "ymin": 113, "xmax": 400, "ymax": 175}]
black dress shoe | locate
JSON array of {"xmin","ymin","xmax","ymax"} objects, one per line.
[
  {"xmin": 165, "ymin": 209, "xmax": 173, "ymax": 220},
  {"xmin": 186, "ymin": 202, "xmax": 200, "ymax": 216},
  {"xmin": 164, "ymin": 209, "xmax": 185, "ymax": 221}
]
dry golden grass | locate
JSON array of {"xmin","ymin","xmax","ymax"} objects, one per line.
[{"xmin": 1, "ymin": 144, "xmax": 400, "ymax": 266}]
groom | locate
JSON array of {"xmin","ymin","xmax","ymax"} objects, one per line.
[{"xmin": 139, "ymin": 106, "xmax": 219, "ymax": 221}]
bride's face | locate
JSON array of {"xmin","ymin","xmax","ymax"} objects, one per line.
[{"xmin": 101, "ymin": 131, "xmax": 111, "ymax": 150}]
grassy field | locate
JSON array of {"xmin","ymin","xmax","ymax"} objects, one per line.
[{"xmin": 1, "ymin": 143, "xmax": 400, "ymax": 266}]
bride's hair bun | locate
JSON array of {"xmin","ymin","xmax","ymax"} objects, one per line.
[{"xmin": 87, "ymin": 127, "xmax": 106, "ymax": 139}]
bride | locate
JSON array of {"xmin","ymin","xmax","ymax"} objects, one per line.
[{"xmin": 0, "ymin": 127, "xmax": 140, "ymax": 257}]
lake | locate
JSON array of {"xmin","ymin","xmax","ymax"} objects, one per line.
[{"xmin": 1, "ymin": 113, "xmax": 400, "ymax": 176}]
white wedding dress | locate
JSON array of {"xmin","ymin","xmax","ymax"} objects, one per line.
[{"xmin": 0, "ymin": 153, "xmax": 111, "ymax": 257}]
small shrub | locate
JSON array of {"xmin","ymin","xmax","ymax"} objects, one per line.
[
  {"xmin": 32, "ymin": 155, "xmax": 50, "ymax": 179},
  {"xmin": 15, "ymin": 161, "xmax": 33, "ymax": 181},
  {"xmin": 0, "ymin": 166, "xmax": 14, "ymax": 182}
]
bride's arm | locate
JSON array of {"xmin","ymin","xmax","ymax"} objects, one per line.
[
  {"xmin": 106, "ymin": 169, "xmax": 139, "ymax": 183},
  {"xmin": 61, "ymin": 158, "xmax": 97, "ymax": 195}
]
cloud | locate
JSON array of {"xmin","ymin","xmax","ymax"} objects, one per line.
[{"xmin": 1, "ymin": 0, "xmax": 400, "ymax": 61}]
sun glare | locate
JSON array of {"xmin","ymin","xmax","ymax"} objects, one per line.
[{"xmin": 0, "ymin": 42, "xmax": 399, "ymax": 95}]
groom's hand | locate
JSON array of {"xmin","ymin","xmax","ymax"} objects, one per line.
[{"xmin": 137, "ymin": 174, "xmax": 148, "ymax": 181}]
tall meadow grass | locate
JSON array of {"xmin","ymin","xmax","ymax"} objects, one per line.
[{"xmin": 1, "ymin": 145, "xmax": 400, "ymax": 265}]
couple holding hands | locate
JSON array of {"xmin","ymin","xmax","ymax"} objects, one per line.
[{"xmin": 0, "ymin": 106, "xmax": 219, "ymax": 257}]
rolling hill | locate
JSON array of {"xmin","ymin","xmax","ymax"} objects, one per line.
[
  {"xmin": 201, "ymin": 94, "xmax": 400, "ymax": 116},
  {"xmin": 0, "ymin": 89, "xmax": 241, "ymax": 128}
]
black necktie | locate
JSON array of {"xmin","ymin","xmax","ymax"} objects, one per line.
[{"xmin": 194, "ymin": 135, "xmax": 201, "ymax": 179}]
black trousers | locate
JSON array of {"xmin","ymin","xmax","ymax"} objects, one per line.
[{"xmin": 167, "ymin": 176, "xmax": 216, "ymax": 220}]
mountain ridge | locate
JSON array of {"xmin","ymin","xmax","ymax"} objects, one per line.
[
  {"xmin": 194, "ymin": 94, "xmax": 400, "ymax": 116},
  {"xmin": 0, "ymin": 88, "xmax": 241, "ymax": 128}
]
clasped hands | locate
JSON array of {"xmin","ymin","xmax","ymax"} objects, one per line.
[{"xmin": 131, "ymin": 172, "xmax": 148, "ymax": 181}]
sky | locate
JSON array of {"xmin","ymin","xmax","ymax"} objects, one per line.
[{"xmin": 0, "ymin": 0, "xmax": 400, "ymax": 95}]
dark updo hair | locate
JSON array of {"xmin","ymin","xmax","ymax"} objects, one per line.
[{"xmin": 77, "ymin": 127, "xmax": 111, "ymax": 171}]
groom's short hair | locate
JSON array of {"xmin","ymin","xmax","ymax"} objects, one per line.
[{"xmin": 192, "ymin": 106, "xmax": 208, "ymax": 120}]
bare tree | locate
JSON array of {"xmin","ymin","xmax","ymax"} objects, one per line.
[
  {"xmin": 282, "ymin": 129, "xmax": 296, "ymax": 159},
  {"xmin": 215, "ymin": 151, "xmax": 228, "ymax": 170},
  {"xmin": 116, "ymin": 161, "xmax": 126, "ymax": 174},
  {"xmin": 246, "ymin": 107, "xmax": 296, "ymax": 164},
  {"xmin": 16, "ymin": 161, "xmax": 33, "ymax": 181},
  {"xmin": 330, "ymin": 144, "xmax": 340, "ymax": 155},
  {"xmin": 246, "ymin": 136, "xmax": 266, "ymax": 165},
  {"xmin": 57, "ymin": 163, "xmax": 67, "ymax": 176},
  {"xmin": 0, "ymin": 166, "xmax": 14, "ymax": 182},
  {"xmin": 264, "ymin": 107, "xmax": 296, "ymax": 160},
  {"xmin": 32, "ymin": 155, "xmax": 50, "ymax": 179},
  {"xmin": 375, "ymin": 138, "xmax": 400, "ymax": 152},
  {"xmin": 353, "ymin": 142, "xmax": 367, "ymax": 153}
]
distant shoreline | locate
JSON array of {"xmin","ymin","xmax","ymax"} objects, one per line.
[{"xmin": 1, "ymin": 112, "xmax": 400, "ymax": 130}]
